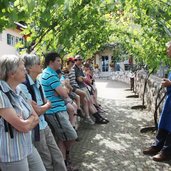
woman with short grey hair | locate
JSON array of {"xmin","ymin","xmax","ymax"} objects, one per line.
[
  {"xmin": 0, "ymin": 55, "xmax": 46, "ymax": 171},
  {"xmin": 22, "ymin": 54, "xmax": 40, "ymax": 73},
  {"xmin": 19, "ymin": 54, "xmax": 67, "ymax": 171},
  {"xmin": 0, "ymin": 55, "xmax": 24, "ymax": 80}
]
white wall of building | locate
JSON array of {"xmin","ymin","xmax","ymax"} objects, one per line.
[
  {"xmin": 0, "ymin": 28, "xmax": 23, "ymax": 57},
  {"xmin": 95, "ymin": 53, "xmax": 100, "ymax": 67}
]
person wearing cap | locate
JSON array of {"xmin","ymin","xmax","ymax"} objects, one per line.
[
  {"xmin": 62, "ymin": 58, "xmax": 84, "ymax": 118},
  {"xmin": 143, "ymin": 41, "xmax": 171, "ymax": 162},
  {"xmin": 40, "ymin": 52, "xmax": 78, "ymax": 171},
  {"xmin": 68, "ymin": 57, "xmax": 75, "ymax": 63},
  {"xmin": 68, "ymin": 55, "xmax": 108, "ymax": 124}
]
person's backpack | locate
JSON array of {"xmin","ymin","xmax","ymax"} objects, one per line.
[{"xmin": 0, "ymin": 86, "xmax": 14, "ymax": 138}]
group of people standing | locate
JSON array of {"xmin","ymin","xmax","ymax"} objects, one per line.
[{"xmin": 0, "ymin": 52, "xmax": 108, "ymax": 171}]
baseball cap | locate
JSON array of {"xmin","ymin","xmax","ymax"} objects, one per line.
[
  {"xmin": 74, "ymin": 55, "xmax": 83, "ymax": 61},
  {"xmin": 67, "ymin": 57, "xmax": 75, "ymax": 62}
]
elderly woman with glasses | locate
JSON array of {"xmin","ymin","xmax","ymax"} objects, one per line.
[{"xmin": 0, "ymin": 55, "xmax": 46, "ymax": 171}]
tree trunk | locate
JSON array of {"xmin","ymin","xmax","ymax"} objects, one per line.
[
  {"xmin": 131, "ymin": 68, "xmax": 155, "ymax": 110},
  {"xmin": 154, "ymin": 89, "xmax": 166, "ymax": 129}
]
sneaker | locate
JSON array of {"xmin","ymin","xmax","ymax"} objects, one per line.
[{"xmin": 84, "ymin": 117, "xmax": 95, "ymax": 125}]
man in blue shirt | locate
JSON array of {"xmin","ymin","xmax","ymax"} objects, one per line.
[
  {"xmin": 19, "ymin": 54, "xmax": 67, "ymax": 171},
  {"xmin": 40, "ymin": 52, "xmax": 78, "ymax": 170}
]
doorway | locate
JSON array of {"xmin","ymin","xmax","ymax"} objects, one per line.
[{"xmin": 101, "ymin": 56, "xmax": 109, "ymax": 72}]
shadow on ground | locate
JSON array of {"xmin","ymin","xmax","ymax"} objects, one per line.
[{"xmin": 71, "ymin": 80, "xmax": 171, "ymax": 171}]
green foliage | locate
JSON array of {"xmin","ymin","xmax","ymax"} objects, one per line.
[
  {"xmin": 108, "ymin": 0, "xmax": 171, "ymax": 71},
  {"xmin": 27, "ymin": 0, "xmax": 111, "ymax": 58},
  {"xmin": 1, "ymin": 0, "xmax": 171, "ymax": 71}
]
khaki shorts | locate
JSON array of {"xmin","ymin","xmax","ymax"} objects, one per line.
[
  {"xmin": 45, "ymin": 111, "xmax": 78, "ymax": 141},
  {"xmin": 81, "ymin": 87, "xmax": 92, "ymax": 101}
]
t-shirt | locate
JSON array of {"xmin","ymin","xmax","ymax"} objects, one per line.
[
  {"xmin": 72, "ymin": 65, "xmax": 86, "ymax": 88},
  {"xmin": 40, "ymin": 67, "xmax": 66, "ymax": 114}
]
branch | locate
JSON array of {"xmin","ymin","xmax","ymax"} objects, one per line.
[
  {"xmin": 31, "ymin": 28, "xmax": 52, "ymax": 51},
  {"xmin": 27, "ymin": 21, "xmax": 58, "ymax": 53}
]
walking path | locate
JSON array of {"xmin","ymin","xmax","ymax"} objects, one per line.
[{"xmin": 71, "ymin": 79, "xmax": 171, "ymax": 171}]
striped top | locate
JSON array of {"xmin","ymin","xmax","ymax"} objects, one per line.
[
  {"xmin": 0, "ymin": 80, "xmax": 32, "ymax": 162},
  {"xmin": 70, "ymin": 65, "xmax": 86, "ymax": 88},
  {"xmin": 40, "ymin": 67, "xmax": 66, "ymax": 114},
  {"xmin": 68, "ymin": 67, "xmax": 79, "ymax": 88}
]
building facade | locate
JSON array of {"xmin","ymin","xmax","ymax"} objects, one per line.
[
  {"xmin": 94, "ymin": 48, "xmax": 113, "ymax": 73},
  {"xmin": 0, "ymin": 23, "xmax": 26, "ymax": 57}
]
